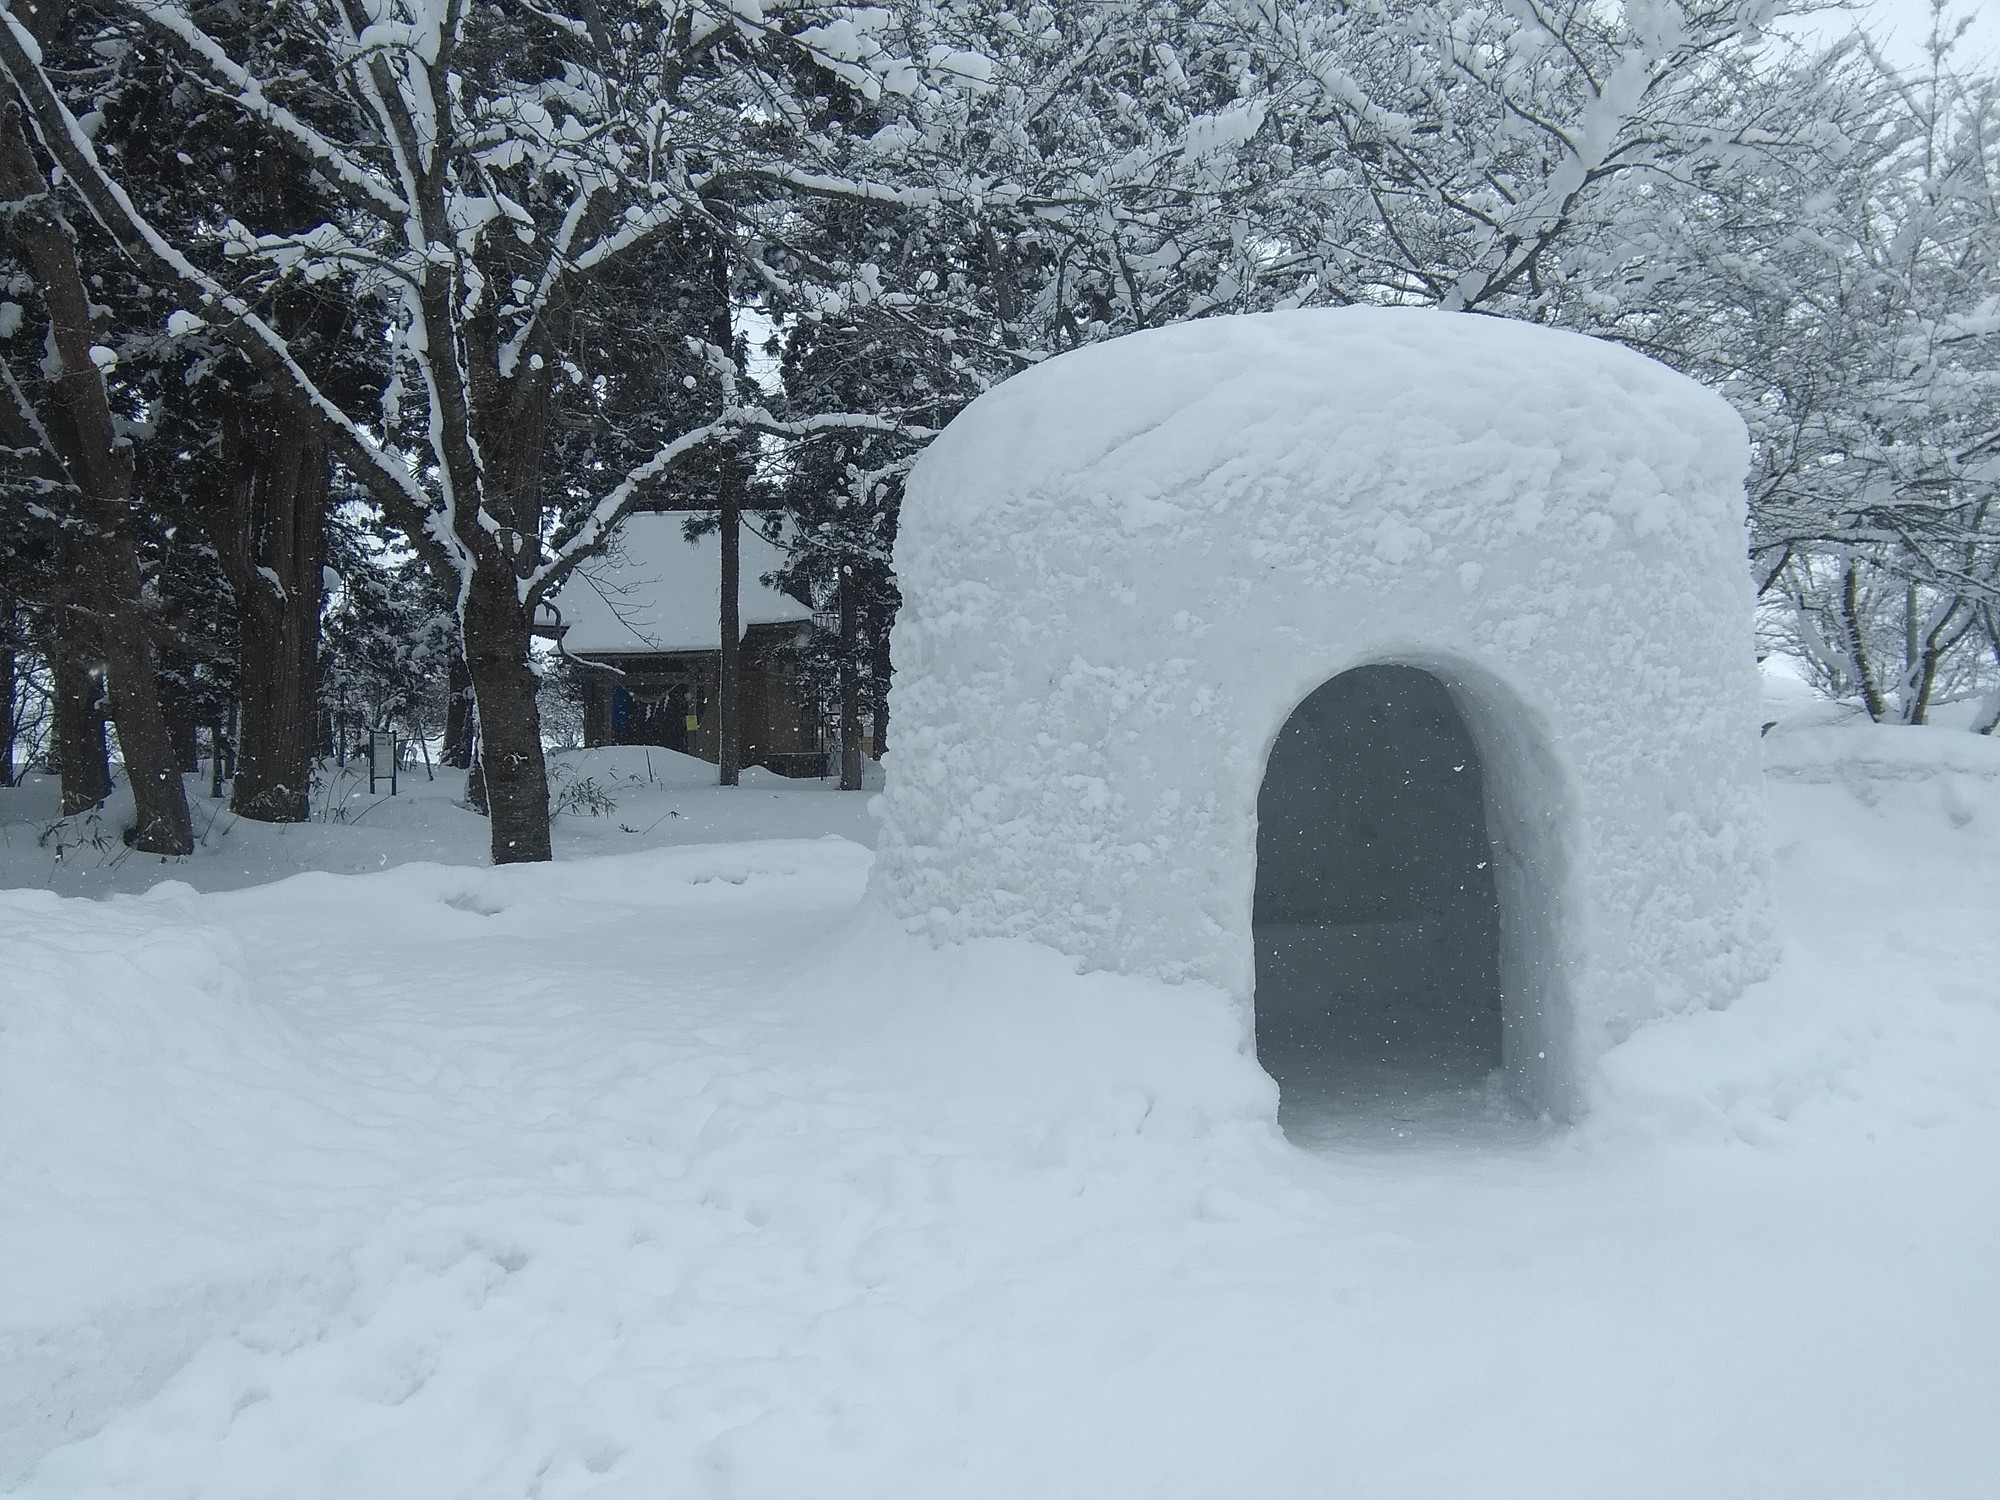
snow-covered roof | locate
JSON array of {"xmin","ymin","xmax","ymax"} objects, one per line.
[
  {"xmin": 873, "ymin": 307, "xmax": 1776, "ymax": 1118},
  {"xmin": 551, "ymin": 514, "xmax": 811, "ymax": 655}
]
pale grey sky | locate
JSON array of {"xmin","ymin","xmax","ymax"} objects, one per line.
[{"xmin": 1785, "ymin": 0, "xmax": 2000, "ymax": 72}]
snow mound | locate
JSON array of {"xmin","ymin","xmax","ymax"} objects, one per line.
[
  {"xmin": 1601, "ymin": 726, "xmax": 2000, "ymax": 1143},
  {"xmin": 548, "ymin": 744, "xmax": 819, "ymax": 791},
  {"xmin": 547, "ymin": 743, "xmax": 719, "ymax": 786},
  {"xmin": 1764, "ymin": 720, "xmax": 2000, "ymax": 783},
  {"xmin": 875, "ymin": 307, "xmax": 1774, "ymax": 1110},
  {"xmin": 0, "ymin": 886, "xmax": 304, "ymax": 1150}
]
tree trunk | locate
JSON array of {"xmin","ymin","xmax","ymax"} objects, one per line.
[
  {"xmin": 838, "ymin": 562, "xmax": 862, "ymax": 790},
  {"xmin": 870, "ymin": 598, "xmax": 892, "ymax": 758},
  {"xmin": 442, "ymin": 653, "xmax": 475, "ymax": 768},
  {"xmin": 0, "ymin": 102, "xmax": 191, "ymax": 854},
  {"xmin": 707, "ymin": 227, "xmax": 743, "ymax": 789},
  {"xmin": 209, "ymin": 721, "xmax": 227, "ymax": 799},
  {"xmin": 1894, "ymin": 582, "xmax": 1925, "ymax": 725},
  {"xmin": 717, "ymin": 469, "xmax": 742, "ymax": 788},
  {"xmin": 1839, "ymin": 560, "xmax": 1887, "ymax": 722},
  {"xmin": 461, "ymin": 568, "xmax": 549, "ymax": 862},
  {"xmin": 1901, "ymin": 598, "xmax": 1975, "ymax": 730},
  {"xmin": 221, "ymin": 396, "xmax": 329, "ymax": 822},
  {"xmin": 0, "ymin": 610, "xmax": 15, "ymax": 787},
  {"xmin": 93, "ymin": 553, "xmax": 196, "ymax": 852},
  {"xmin": 50, "ymin": 610, "xmax": 111, "ymax": 815},
  {"xmin": 159, "ymin": 661, "xmax": 201, "ymax": 772},
  {"xmin": 453, "ymin": 241, "xmax": 557, "ymax": 857},
  {"xmin": 1980, "ymin": 617, "xmax": 2000, "ymax": 736},
  {"xmin": 464, "ymin": 743, "xmax": 488, "ymax": 815}
]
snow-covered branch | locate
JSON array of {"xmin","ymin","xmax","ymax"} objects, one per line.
[
  {"xmin": 0, "ymin": 10, "xmax": 439, "ymax": 538},
  {"xmin": 121, "ymin": 0, "xmax": 413, "ymax": 223},
  {"xmin": 528, "ymin": 405, "xmax": 938, "ymax": 601}
]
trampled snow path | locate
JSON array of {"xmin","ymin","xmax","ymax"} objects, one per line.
[{"xmin": 3, "ymin": 738, "xmax": 1998, "ymax": 1498}]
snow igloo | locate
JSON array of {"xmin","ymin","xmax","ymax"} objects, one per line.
[{"xmin": 873, "ymin": 308, "xmax": 1775, "ymax": 1121}]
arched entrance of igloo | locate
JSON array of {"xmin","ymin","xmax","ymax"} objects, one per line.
[{"xmin": 1254, "ymin": 663, "xmax": 1532, "ymax": 1132}]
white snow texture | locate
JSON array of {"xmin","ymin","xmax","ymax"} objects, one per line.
[
  {"xmin": 874, "ymin": 307, "xmax": 1776, "ymax": 1112},
  {"xmin": 551, "ymin": 516, "xmax": 810, "ymax": 655}
]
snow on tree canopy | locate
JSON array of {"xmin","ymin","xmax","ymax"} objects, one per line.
[{"xmin": 873, "ymin": 307, "xmax": 1776, "ymax": 1117}]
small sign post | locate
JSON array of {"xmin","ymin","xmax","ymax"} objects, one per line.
[{"xmin": 368, "ymin": 728, "xmax": 399, "ymax": 796}]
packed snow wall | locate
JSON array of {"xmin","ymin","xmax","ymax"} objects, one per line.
[{"xmin": 872, "ymin": 308, "xmax": 1776, "ymax": 1114}]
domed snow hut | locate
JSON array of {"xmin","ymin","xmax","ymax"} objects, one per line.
[{"xmin": 873, "ymin": 308, "xmax": 1774, "ymax": 1120}]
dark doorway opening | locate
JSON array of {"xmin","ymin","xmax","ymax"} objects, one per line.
[{"xmin": 1254, "ymin": 664, "xmax": 1505, "ymax": 1139}]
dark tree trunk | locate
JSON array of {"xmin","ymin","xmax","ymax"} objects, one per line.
[
  {"xmin": 464, "ymin": 752, "xmax": 488, "ymax": 824},
  {"xmin": 870, "ymin": 595, "xmax": 892, "ymax": 758},
  {"xmin": 1, "ymin": 103, "xmax": 191, "ymax": 853},
  {"xmin": 838, "ymin": 562, "xmax": 862, "ymax": 791},
  {"xmin": 1900, "ymin": 598, "xmax": 1974, "ymax": 729},
  {"xmin": 461, "ymin": 569, "xmax": 549, "ymax": 862},
  {"xmin": 1980, "ymin": 617, "xmax": 2000, "ymax": 736},
  {"xmin": 442, "ymin": 653, "xmax": 475, "ymax": 768},
  {"xmin": 718, "ymin": 474, "xmax": 742, "ymax": 787},
  {"xmin": 706, "ymin": 228, "xmax": 743, "ymax": 789},
  {"xmin": 221, "ymin": 396, "xmax": 329, "ymax": 822},
  {"xmin": 209, "ymin": 721, "xmax": 227, "ymax": 799},
  {"xmin": 94, "ymin": 553, "xmax": 196, "ymax": 851},
  {"xmin": 0, "ymin": 611, "xmax": 15, "ymax": 787},
  {"xmin": 159, "ymin": 661, "xmax": 201, "ymax": 772},
  {"xmin": 50, "ymin": 610, "xmax": 111, "ymax": 815},
  {"xmin": 1840, "ymin": 560, "xmax": 1886, "ymax": 722},
  {"xmin": 454, "ymin": 257, "xmax": 558, "ymax": 860}
]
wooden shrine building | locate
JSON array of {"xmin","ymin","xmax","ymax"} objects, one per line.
[{"xmin": 545, "ymin": 515, "xmax": 824, "ymax": 776}]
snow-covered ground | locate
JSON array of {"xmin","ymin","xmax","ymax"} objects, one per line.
[
  {"xmin": 0, "ymin": 746, "xmax": 876, "ymax": 897},
  {"xmin": 3, "ymin": 719, "xmax": 1996, "ymax": 1498}
]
